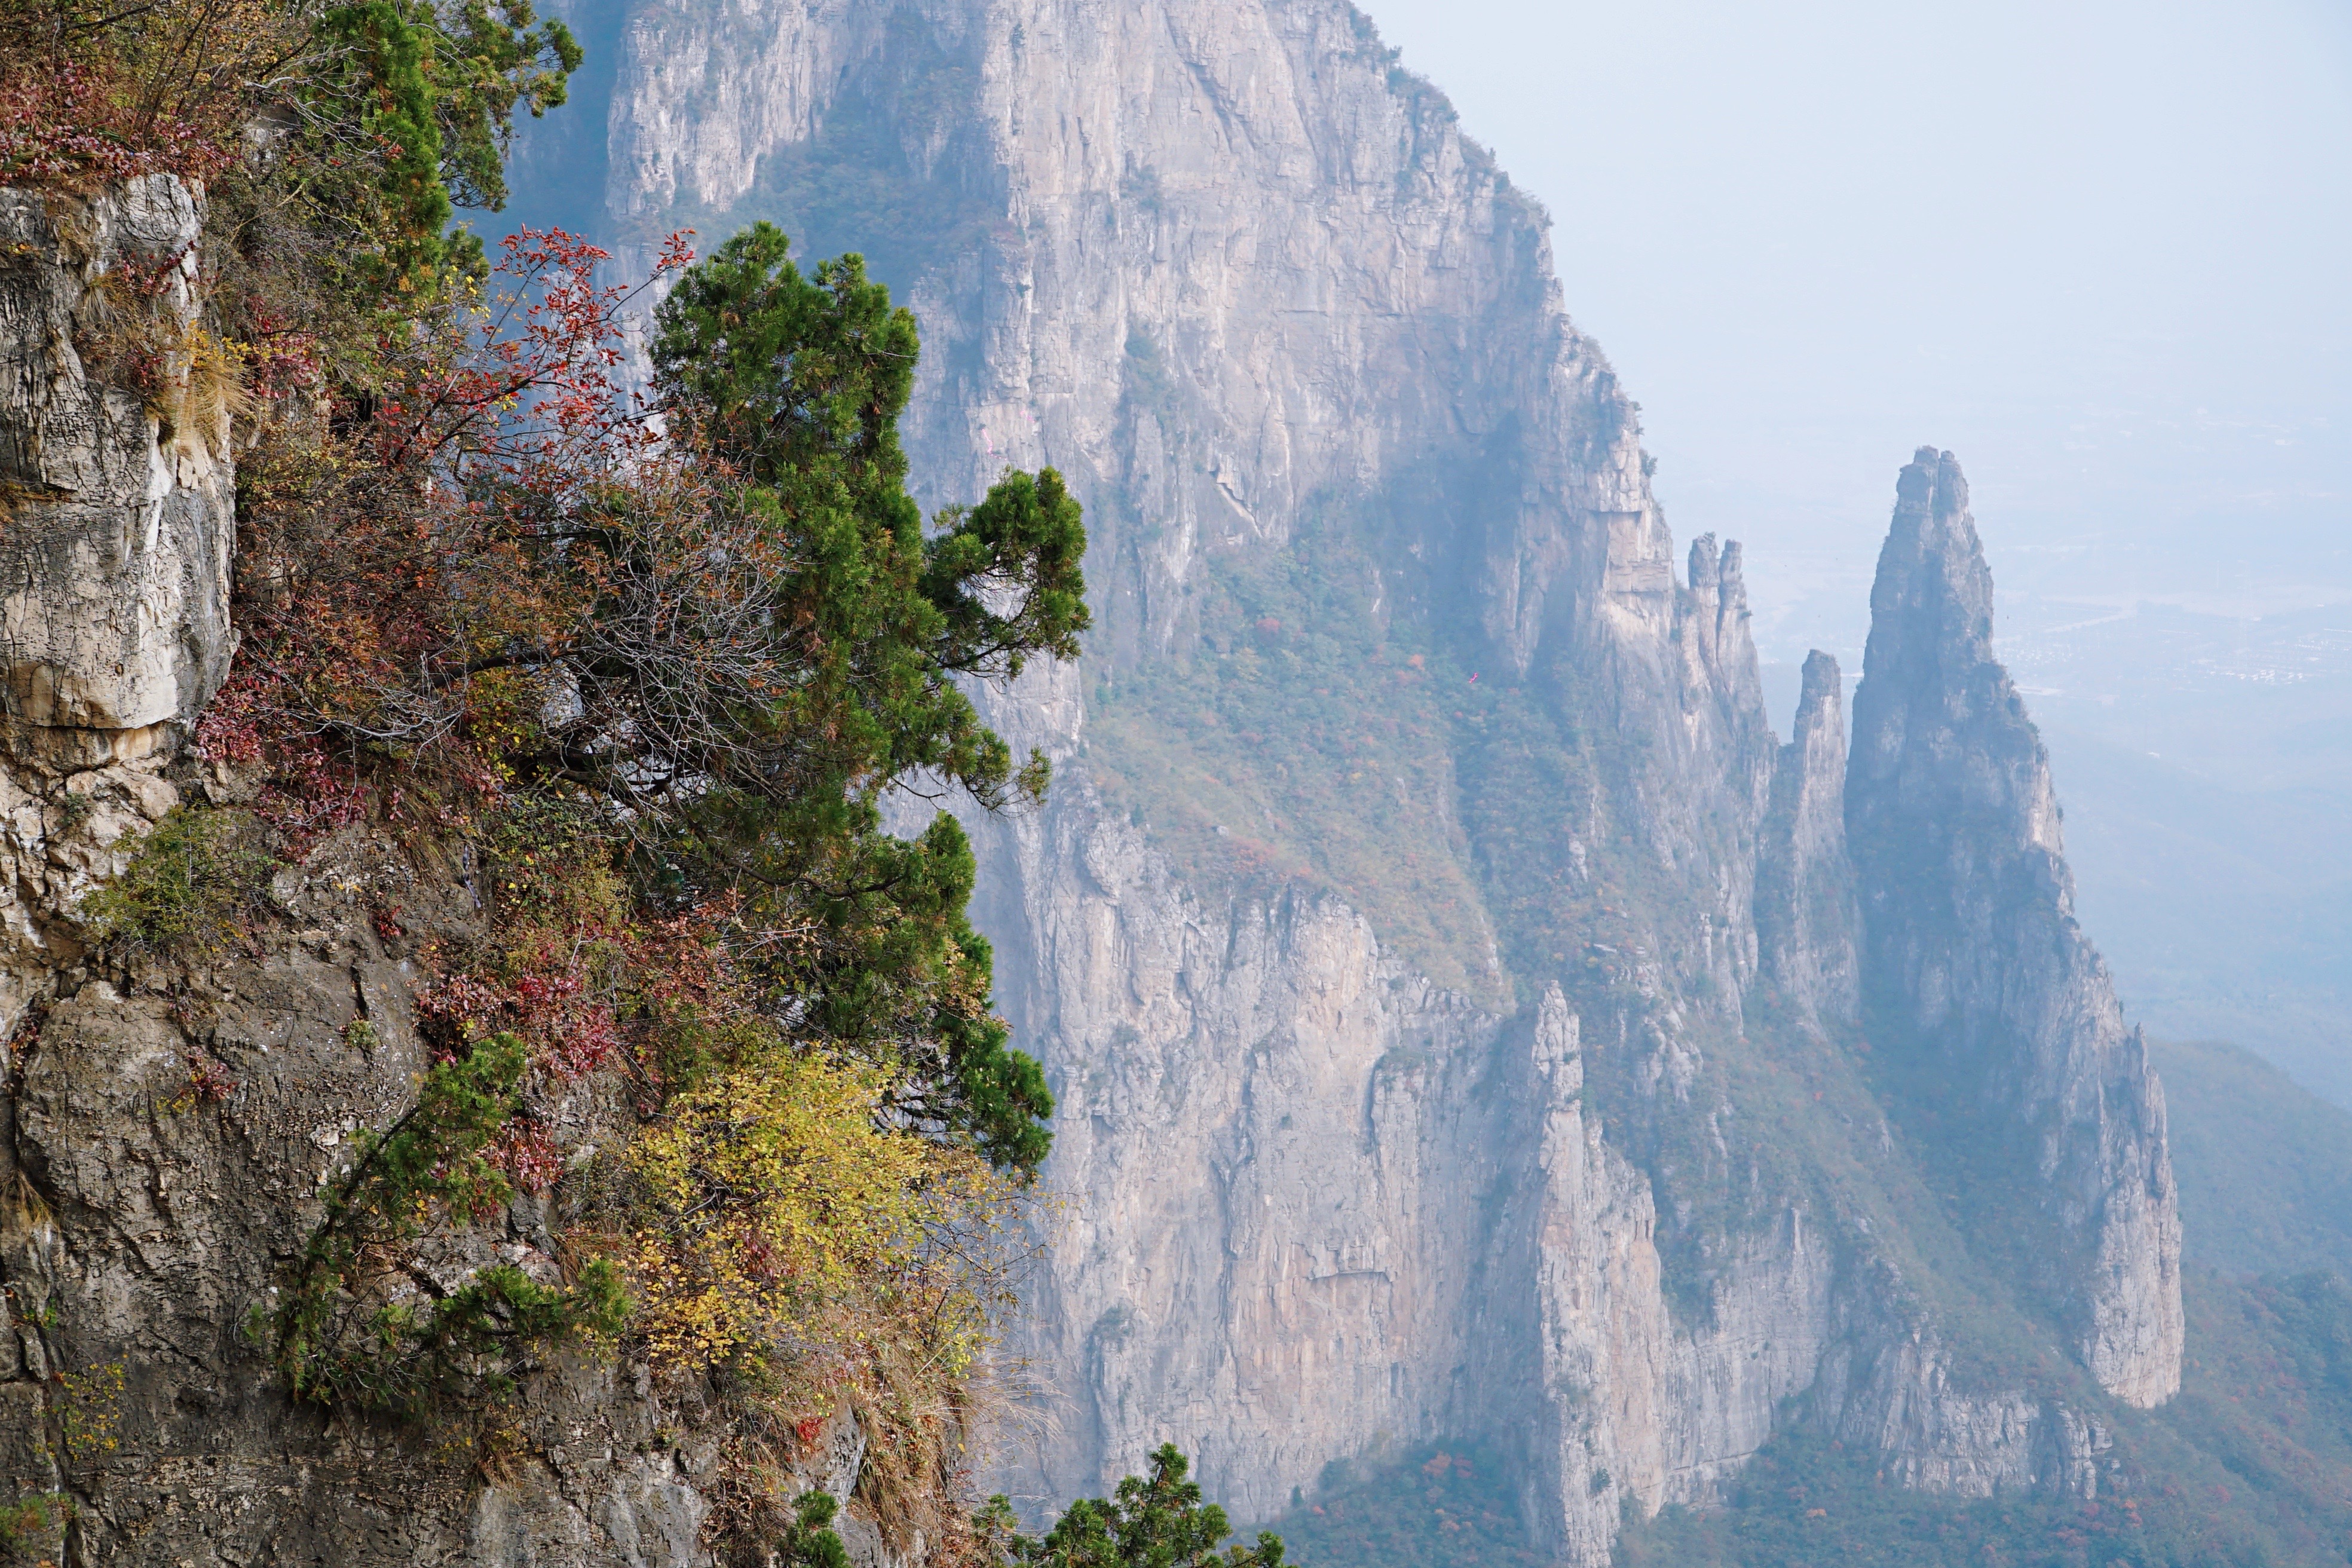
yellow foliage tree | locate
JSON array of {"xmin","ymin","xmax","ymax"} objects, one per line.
[{"xmin": 625, "ymin": 1031, "xmax": 1012, "ymax": 1380}]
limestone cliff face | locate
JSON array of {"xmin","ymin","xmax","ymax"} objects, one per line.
[
  {"xmin": 0, "ymin": 5, "xmax": 2180, "ymax": 1563},
  {"xmin": 1845, "ymin": 447, "xmax": 2183, "ymax": 1408},
  {"xmin": 0, "ymin": 829, "xmax": 728, "ymax": 1567},
  {"xmin": 0, "ymin": 174, "xmax": 237, "ymax": 1045},
  {"xmin": 954, "ymin": 690, "xmax": 1841, "ymax": 1552},
  {"xmin": 568, "ymin": 2, "xmax": 2186, "ymax": 1559}
]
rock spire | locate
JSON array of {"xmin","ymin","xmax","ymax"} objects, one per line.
[{"xmin": 1846, "ymin": 446, "xmax": 2182, "ymax": 1407}]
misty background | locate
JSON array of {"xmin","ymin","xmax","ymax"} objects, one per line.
[{"xmin": 1359, "ymin": 0, "xmax": 2352, "ymax": 1101}]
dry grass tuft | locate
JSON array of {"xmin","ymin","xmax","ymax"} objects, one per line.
[
  {"xmin": 179, "ymin": 325, "xmax": 252, "ymax": 454},
  {"xmin": 3, "ymin": 1169, "xmax": 53, "ymax": 1238}
]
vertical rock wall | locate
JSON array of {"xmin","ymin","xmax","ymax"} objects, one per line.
[
  {"xmin": 1756, "ymin": 650, "xmax": 1860, "ymax": 1033},
  {"xmin": 0, "ymin": 173, "xmax": 236, "ymax": 1037},
  {"xmin": 0, "ymin": 174, "xmax": 234, "ymax": 759}
]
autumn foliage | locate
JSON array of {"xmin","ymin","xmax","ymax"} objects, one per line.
[
  {"xmin": 216, "ymin": 215, "xmax": 1086, "ymax": 1521},
  {"xmin": 14, "ymin": 0, "xmax": 1098, "ymax": 1552}
]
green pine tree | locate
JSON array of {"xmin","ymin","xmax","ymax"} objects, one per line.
[
  {"xmin": 982, "ymin": 1446, "xmax": 1285, "ymax": 1568},
  {"xmin": 646, "ymin": 222, "xmax": 1090, "ymax": 1171},
  {"xmin": 777, "ymin": 1490, "xmax": 852, "ymax": 1568}
]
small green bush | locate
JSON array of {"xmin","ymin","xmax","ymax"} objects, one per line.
[
  {"xmin": 275, "ymin": 1031, "xmax": 626, "ymax": 1418},
  {"xmin": 0, "ymin": 1490, "xmax": 69, "ymax": 1552},
  {"xmin": 80, "ymin": 807, "xmax": 275, "ymax": 956},
  {"xmin": 777, "ymin": 1490, "xmax": 852, "ymax": 1568}
]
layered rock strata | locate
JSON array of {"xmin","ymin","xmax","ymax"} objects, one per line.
[
  {"xmin": 956, "ymin": 714, "xmax": 1847, "ymax": 1554},
  {"xmin": 1844, "ymin": 446, "xmax": 2183, "ymax": 1408}
]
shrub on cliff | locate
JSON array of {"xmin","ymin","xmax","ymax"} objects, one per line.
[
  {"xmin": 981, "ymin": 1445, "xmax": 1287, "ymax": 1568},
  {"xmin": 78, "ymin": 806, "xmax": 277, "ymax": 958},
  {"xmin": 0, "ymin": 0, "xmax": 577, "ymax": 284}
]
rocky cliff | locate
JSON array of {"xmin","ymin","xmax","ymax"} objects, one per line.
[
  {"xmin": 548, "ymin": 0, "xmax": 2189, "ymax": 1560},
  {"xmin": 1755, "ymin": 650, "xmax": 1859, "ymax": 1033},
  {"xmin": 0, "ymin": 177, "xmax": 223, "ymax": 1043},
  {"xmin": 0, "ymin": 174, "xmax": 853, "ymax": 1568},
  {"xmin": 0, "ymin": 4, "xmax": 2188, "ymax": 1565},
  {"xmin": 0, "ymin": 175, "xmax": 234, "ymax": 758}
]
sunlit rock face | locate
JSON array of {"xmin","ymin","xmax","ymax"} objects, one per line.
[
  {"xmin": 1846, "ymin": 446, "xmax": 2183, "ymax": 1409},
  {"xmin": 0, "ymin": 174, "xmax": 238, "ymax": 1042},
  {"xmin": 0, "ymin": 174, "xmax": 234, "ymax": 759}
]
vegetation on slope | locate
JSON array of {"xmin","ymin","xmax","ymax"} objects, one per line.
[
  {"xmin": 35, "ymin": 5, "xmax": 2327, "ymax": 1564},
  {"xmin": 1082, "ymin": 518, "xmax": 1499, "ymax": 998},
  {"xmin": 0, "ymin": 3, "xmax": 1275, "ymax": 1561},
  {"xmin": 2153, "ymin": 1038, "xmax": 2352, "ymax": 1281},
  {"xmin": 1258, "ymin": 1446, "xmax": 1542, "ymax": 1568},
  {"xmin": 1615, "ymin": 1270, "xmax": 2352, "ymax": 1568},
  {"xmin": 1076, "ymin": 491, "xmax": 2079, "ymax": 1361}
]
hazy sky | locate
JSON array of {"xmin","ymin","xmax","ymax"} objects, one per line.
[{"xmin": 1359, "ymin": 0, "xmax": 2352, "ymax": 664}]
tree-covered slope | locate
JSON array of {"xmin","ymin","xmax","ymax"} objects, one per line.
[
  {"xmin": 1616, "ymin": 1270, "xmax": 2352, "ymax": 1568},
  {"xmin": 2155, "ymin": 1037, "xmax": 2352, "ymax": 1282}
]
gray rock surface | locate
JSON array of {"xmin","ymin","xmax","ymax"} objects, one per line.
[
  {"xmin": 1756, "ymin": 649, "xmax": 1860, "ymax": 1032},
  {"xmin": 0, "ymin": 173, "xmax": 240, "ymax": 1110},
  {"xmin": 0, "ymin": 817, "xmax": 762, "ymax": 1565}
]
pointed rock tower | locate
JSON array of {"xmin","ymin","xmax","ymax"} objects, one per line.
[
  {"xmin": 1846, "ymin": 447, "xmax": 2182, "ymax": 1407},
  {"xmin": 1756, "ymin": 649, "xmax": 1860, "ymax": 1031}
]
